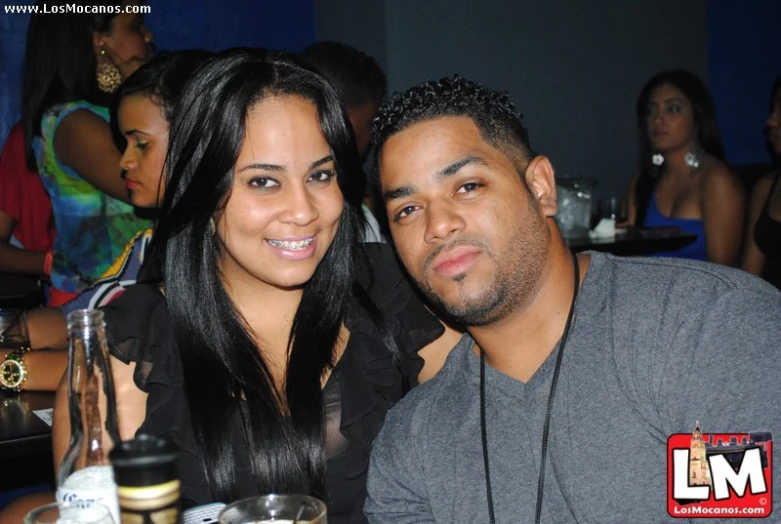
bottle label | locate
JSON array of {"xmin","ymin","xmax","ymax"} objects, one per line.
[
  {"xmin": 116, "ymin": 479, "xmax": 181, "ymax": 524},
  {"xmin": 57, "ymin": 465, "xmax": 120, "ymax": 524}
]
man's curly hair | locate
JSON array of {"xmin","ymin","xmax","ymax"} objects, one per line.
[{"xmin": 371, "ymin": 75, "xmax": 536, "ymax": 172}]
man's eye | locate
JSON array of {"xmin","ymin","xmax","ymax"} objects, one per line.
[
  {"xmin": 456, "ymin": 182, "xmax": 483, "ymax": 193},
  {"xmin": 395, "ymin": 205, "xmax": 417, "ymax": 221}
]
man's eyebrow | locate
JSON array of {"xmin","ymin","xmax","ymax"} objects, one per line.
[
  {"xmin": 437, "ymin": 155, "xmax": 486, "ymax": 179},
  {"xmin": 383, "ymin": 185, "xmax": 415, "ymax": 203},
  {"xmin": 383, "ymin": 155, "xmax": 487, "ymax": 202}
]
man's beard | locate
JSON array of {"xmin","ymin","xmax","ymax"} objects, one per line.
[{"xmin": 417, "ymin": 212, "xmax": 549, "ymax": 327}]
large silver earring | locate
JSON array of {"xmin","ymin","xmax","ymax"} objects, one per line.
[
  {"xmin": 684, "ymin": 149, "xmax": 702, "ymax": 172},
  {"xmin": 651, "ymin": 153, "xmax": 664, "ymax": 166},
  {"xmin": 96, "ymin": 49, "xmax": 122, "ymax": 93},
  {"xmin": 209, "ymin": 217, "xmax": 216, "ymax": 236}
]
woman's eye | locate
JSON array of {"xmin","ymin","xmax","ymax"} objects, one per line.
[
  {"xmin": 667, "ymin": 102, "xmax": 683, "ymax": 114},
  {"xmin": 309, "ymin": 170, "xmax": 335, "ymax": 182},
  {"xmin": 456, "ymin": 182, "xmax": 483, "ymax": 193},
  {"xmin": 136, "ymin": 141, "xmax": 147, "ymax": 150},
  {"xmin": 249, "ymin": 177, "xmax": 279, "ymax": 188}
]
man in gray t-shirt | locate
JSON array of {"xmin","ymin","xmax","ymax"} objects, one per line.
[{"xmin": 365, "ymin": 75, "xmax": 781, "ymax": 523}]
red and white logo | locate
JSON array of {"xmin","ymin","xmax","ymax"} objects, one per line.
[{"xmin": 667, "ymin": 423, "xmax": 772, "ymax": 518}]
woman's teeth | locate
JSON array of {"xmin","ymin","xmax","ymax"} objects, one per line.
[{"xmin": 267, "ymin": 238, "xmax": 314, "ymax": 250}]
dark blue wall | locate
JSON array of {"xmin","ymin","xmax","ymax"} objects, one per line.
[
  {"xmin": 0, "ymin": 0, "xmax": 316, "ymax": 145},
  {"xmin": 708, "ymin": 0, "xmax": 781, "ymax": 165}
]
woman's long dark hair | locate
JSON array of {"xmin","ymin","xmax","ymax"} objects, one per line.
[
  {"xmin": 149, "ymin": 48, "xmax": 384, "ymax": 501},
  {"xmin": 633, "ymin": 69, "xmax": 726, "ymax": 226},
  {"xmin": 21, "ymin": 0, "xmax": 129, "ymax": 169}
]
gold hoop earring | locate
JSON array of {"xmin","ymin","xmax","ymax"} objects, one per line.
[
  {"xmin": 209, "ymin": 217, "xmax": 216, "ymax": 237},
  {"xmin": 96, "ymin": 49, "xmax": 122, "ymax": 93}
]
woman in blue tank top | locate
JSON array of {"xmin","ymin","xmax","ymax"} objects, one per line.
[{"xmin": 626, "ymin": 70, "xmax": 744, "ymax": 265}]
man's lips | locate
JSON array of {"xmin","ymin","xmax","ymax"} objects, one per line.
[{"xmin": 430, "ymin": 246, "xmax": 481, "ymax": 278}]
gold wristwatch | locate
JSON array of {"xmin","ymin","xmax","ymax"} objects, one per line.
[{"xmin": 0, "ymin": 347, "xmax": 31, "ymax": 392}]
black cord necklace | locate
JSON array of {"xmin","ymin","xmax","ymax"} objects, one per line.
[{"xmin": 480, "ymin": 253, "xmax": 580, "ymax": 524}]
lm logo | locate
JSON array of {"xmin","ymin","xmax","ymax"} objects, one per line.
[{"xmin": 667, "ymin": 423, "xmax": 772, "ymax": 518}]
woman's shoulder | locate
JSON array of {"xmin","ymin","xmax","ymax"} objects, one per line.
[
  {"xmin": 100, "ymin": 284, "xmax": 176, "ymax": 391},
  {"xmin": 43, "ymin": 100, "xmax": 109, "ymax": 129},
  {"xmin": 353, "ymin": 242, "xmax": 445, "ymax": 356},
  {"xmin": 357, "ymin": 243, "xmax": 418, "ymax": 314},
  {"xmin": 700, "ymin": 158, "xmax": 743, "ymax": 196}
]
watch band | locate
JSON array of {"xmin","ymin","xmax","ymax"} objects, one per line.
[{"xmin": 0, "ymin": 346, "xmax": 31, "ymax": 393}]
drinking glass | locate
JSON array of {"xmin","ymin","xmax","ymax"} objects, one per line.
[
  {"xmin": 599, "ymin": 197, "xmax": 627, "ymax": 222},
  {"xmin": 556, "ymin": 178, "xmax": 595, "ymax": 238},
  {"xmin": 218, "ymin": 494, "xmax": 327, "ymax": 524},
  {"xmin": 24, "ymin": 501, "xmax": 114, "ymax": 524}
]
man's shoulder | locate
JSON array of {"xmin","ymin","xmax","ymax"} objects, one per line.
[
  {"xmin": 386, "ymin": 335, "xmax": 474, "ymax": 431},
  {"xmin": 594, "ymin": 252, "xmax": 780, "ymax": 305}
]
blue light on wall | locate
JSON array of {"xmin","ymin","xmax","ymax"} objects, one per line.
[{"xmin": 708, "ymin": 0, "xmax": 781, "ymax": 165}]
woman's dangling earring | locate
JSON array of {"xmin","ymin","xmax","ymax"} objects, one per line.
[
  {"xmin": 96, "ymin": 49, "xmax": 122, "ymax": 93},
  {"xmin": 209, "ymin": 217, "xmax": 217, "ymax": 237},
  {"xmin": 651, "ymin": 153, "xmax": 664, "ymax": 166},
  {"xmin": 684, "ymin": 147, "xmax": 702, "ymax": 172}
]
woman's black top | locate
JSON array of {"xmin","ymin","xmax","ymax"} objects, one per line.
[{"xmin": 101, "ymin": 244, "xmax": 444, "ymax": 524}]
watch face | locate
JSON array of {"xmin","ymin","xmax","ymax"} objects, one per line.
[{"xmin": 0, "ymin": 360, "xmax": 24, "ymax": 389}]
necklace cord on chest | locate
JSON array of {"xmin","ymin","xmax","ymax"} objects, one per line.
[{"xmin": 480, "ymin": 253, "xmax": 580, "ymax": 524}]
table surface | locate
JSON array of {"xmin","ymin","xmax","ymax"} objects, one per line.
[
  {"xmin": 0, "ymin": 390, "xmax": 56, "ymax": 489},
  {"xmin": 566, "ymin": 227, "xmax": 698, "ymax": 256},
  {"xmin": 0, "ymin": 390, "xmax": 55, "ymax": 458}
]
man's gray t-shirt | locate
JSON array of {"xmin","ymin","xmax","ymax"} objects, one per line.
[{"xmin": 365, "ymin": 252, "xmax": 781, "ymax": 523}]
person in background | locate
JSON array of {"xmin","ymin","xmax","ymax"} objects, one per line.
[
  {"xmin": 0, "ymin": 50, "xmax": 212, "ymax": 522},
  {"xmin": 0, "ymin": 122, "xmax": 54, "ymax": 279},
  {"xmin": 742, "ymin": 76, "xmax": 781, "ymax": 289},
  {"xmin": 21, "ymin": 51, "xmax": 212, "ymax": 359},
  {"xmin": 21, "ymin": 0, "xmax": 154, "ymax": 306},
  {"xmin": 50, "ymin": 49, "xmax": 460, "ymax": 524},
  {"xmin": 626, "ymin": 69, "xmax": 744, "ymax": 265},
  {"xmin": 300, "ymin": 41, "xmax": 388, "ymax": 242}
]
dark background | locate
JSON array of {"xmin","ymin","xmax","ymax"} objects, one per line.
[{"xmin": 1, "ymin": 0, "xmax": 779, "ymax": 200}]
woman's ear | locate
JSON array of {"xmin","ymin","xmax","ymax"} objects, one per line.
[
  {"xmin": 524, "ymin": 155, "xmax": 558, "ymax": 217},
  {"xmin": 92, "ymin": 31, "xmax": 106, "ymax": 61}
]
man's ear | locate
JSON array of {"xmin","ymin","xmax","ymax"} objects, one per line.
[{"xmin": 524, "ymin": 155, "xmax": 558, "ymax": 217}]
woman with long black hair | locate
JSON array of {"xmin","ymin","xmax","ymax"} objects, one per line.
[
  {"xmin": 626, "ymin": 69, "xmax": 744, "ymax": 264},
  {"xmin": 52, "ymin": 48, "xmax": 460, "ymax": 523}
]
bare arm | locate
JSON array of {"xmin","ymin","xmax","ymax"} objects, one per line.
[
  {"xmin": 0, "ymin": 348, "xmax": 67, "ymax": 391},
  {"xmin": 624, "ymin": 174, "xmax": 640, "ymax": 227},
  {"xmin": 27, "ymin": 307, "xmax": 69, "ymax": 350},
  {"xmin": 0, "ymin": 211, "xmax": 46, "ymax": 275},
  {"xmin": 53, "ymin": 109, "xmax": 130, "ymax": 204},
  {"xmin": 740, "ymin": 175, "xmax": 773, "ymax": 276},
  {"xmin": 417, "ymin": 322, "xmax": 463, "ymax": 383},
  {"xmin": 53, "ymin": 355, "xmax": 148, "ymax": 472},
  {"xmin": 701, "ymin": 165, "xmax": 746, "ymax": 266}
]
